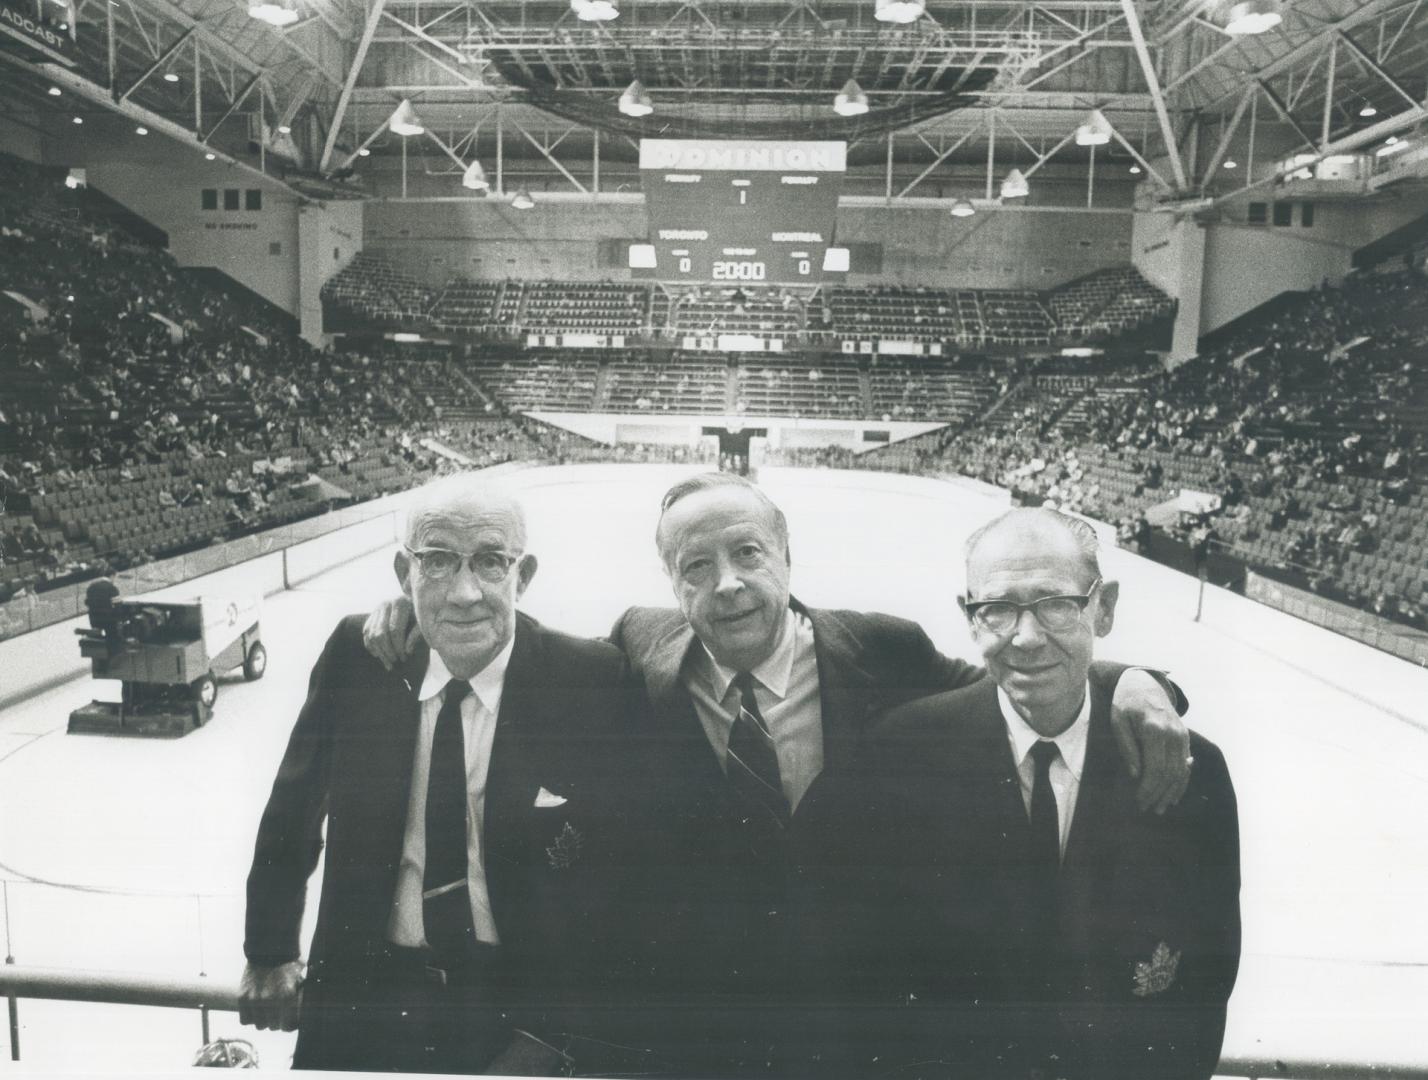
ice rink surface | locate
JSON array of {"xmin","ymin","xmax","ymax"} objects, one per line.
[{"xmin": 2, "ymin": 464, "xmax": 1427, "ymax": 1074}]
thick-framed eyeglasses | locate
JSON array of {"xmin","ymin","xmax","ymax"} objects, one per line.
[
  {"xmin": 404, "ymin": 546, "xmax": 522, "ymax": 584},
  {"xmin": 964, "ymin": 578, "xmax": 1102, "ymax": 634}
]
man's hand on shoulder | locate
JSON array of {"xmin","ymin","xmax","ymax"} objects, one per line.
[
  {"xmin": 1109, "ymin": 668, "xmax": 1192, "ymax": 815},
  {"xmin": 362, "ymin": 595, "xmax": 419, "ymax": 670},
  {"xmin": 238, "ymin": 960, "xmax": 304, "ymax": 1032}
]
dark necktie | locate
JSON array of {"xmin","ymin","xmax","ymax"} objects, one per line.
[
  {"xmin": 1028, "ymin": 739, "xmax": 1062, "ymax": 946},
  {"xmin": 727, "ymin": 672, "xmax": 790, "ymax": 836},
  {"xmin": 423, "ymin": 678, "xmax": 474, "ymax": 957}
]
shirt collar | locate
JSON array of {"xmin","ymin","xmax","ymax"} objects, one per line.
[
  {"xmin": 703, "ymin": 606, "xmax": 800, "ymax": 702},
  {"xmin": 997, "ymin": 683, "xmax": 1092, "ymax": 782},
  {"xmin": 419, "ymin": 635, "xmax": 516, "ymax": 708}
]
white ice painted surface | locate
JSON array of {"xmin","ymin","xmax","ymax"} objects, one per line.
[{"xmin": 1, "ymin": 464, "xmax": 1426, "ymax": 1072}]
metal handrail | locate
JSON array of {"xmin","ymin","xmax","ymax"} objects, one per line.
[{"xmin": 2, "ymin": 963, "xmax": 1424, "ymax": 1077}]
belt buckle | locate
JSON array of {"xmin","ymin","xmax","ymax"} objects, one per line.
[{"xmin": 422, "ymin": 963, "xmax": 449, "ymax": 987}]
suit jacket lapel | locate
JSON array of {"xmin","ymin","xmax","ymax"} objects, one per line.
[
  {"xmin": 641, "ymin": 615, "xmax": 734, "ymax": 793},
  {"xmin": 1059, "ymin": 682, "xmax": 1132, "ymax": 953},
  {"xmin": 803, "ymin": 602, "xmax": 879, "ymax": 774},
  {"xmin": 347, "ymin": 641, "xmax": 427, "ymax": 943},
  {"xmin": 484, "ymin": 614, "xmax": 542, "ymax": 871}
]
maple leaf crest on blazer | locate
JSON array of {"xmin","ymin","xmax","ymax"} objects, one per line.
[
  {"xmin": 545, "ymin": 821, "xmax": 583, "ymax": 870},
  {"xmin": 1132, "ymin": 941, "xmax": 1182, "ymax": 997}
]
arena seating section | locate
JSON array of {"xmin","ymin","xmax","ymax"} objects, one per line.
[
  {"xmin": 6, "ymin": 146, "xmax": 1423, "ymax": 638},
  {"xmin": 320, "ymin": 256, "xmax": 1171, "ymax": 347},
  {"xmin": 0, "ymin": 153, "xmax": 588, "ymax": 604},
  {"xmin": 855, "ymin": 270, "xmax": 1428, "ymax": 630}
]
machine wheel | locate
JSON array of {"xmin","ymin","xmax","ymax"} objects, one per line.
[
  {"xmin": 243, "ymin": 641, "xmax": 267, "ymax": 681},
  {"xmin": 192, "ymin": 673, "xmax": 217, "ymax": 709}
]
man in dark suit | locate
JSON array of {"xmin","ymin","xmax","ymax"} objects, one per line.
[
  {"xmin": 238, "ymin": 474, "xmax": 640, "ymax": 1075},
  {"xmin": 606, "ymin": 474, "xmax": 1193, "ymax": 1076},
  {"xmin": 363, "ymin": 472, "xmax": 1193, "ymax": 1076},
  {"xmin": 815, "ymin": 507, "xmax": 1240, "ymax": 1079}
]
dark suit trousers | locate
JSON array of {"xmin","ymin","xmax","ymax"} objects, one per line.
[{"xmin": 293, "ymin": 945, "xmax": 511, "ymax": 1075}]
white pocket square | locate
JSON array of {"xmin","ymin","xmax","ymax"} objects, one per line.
[{"xmin": 534, "ymin": 787, "xmax": 568, "ymax": 808}]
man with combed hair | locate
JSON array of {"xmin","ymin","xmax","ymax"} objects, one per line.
[
  {"xmin": 810, "ymin": 507, "xmax": 1240, "ymax": 1079},
  {"xmin": 239, "ymin": 473, "xmax": 642, "ymax": 1075},
  {"xmin": 364, "ymin": 472, "xmax": 1193, "ymax": 1076}
]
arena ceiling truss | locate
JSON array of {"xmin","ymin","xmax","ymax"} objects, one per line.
[{"xmin": 0, "ymin": 0, "xmax": 1425, "ymax": 204}]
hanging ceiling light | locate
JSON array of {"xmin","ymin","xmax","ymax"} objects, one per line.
[
  {"xmin": 135, "ymin": 126, "xmax": 148, "ymax": 135},
  {"xmin": 277, "ymin": 123, "xmax": 291, "ymax": 134},
  {"xmin": 357, "ymin": 147, "xmax": 371, "ymax": 156},
  {"xmin": 618, "ymin": 79, "xmax": 653, "ymax": 117},
  {"xmin": 571, "ymin": 0, "xmax": 619, "ymax": 21},
  {"xmin": 248, "ymin": 0, "xmax": 299, "ymax": 27},
  {"xmin": 833, "ymin": 79, "xmax": 869, "ymax": 117},
  {"xmin": 48, "ymin": 86, "xmax": 61, "ymax": 96},
  {"xmin": 462, "ymin": 159, "xmax": 489, "ymax": 191},
  {"xmin": 874, "ymin": 0, "xmax": 925, "ymax": 24},
  {"xmin": 163, "ymin": 71, "xmax": 180, "ymax": 83},
  {"xmin": 388, "ymin": 99, "xmax": 423, "ymax": 137},
  {"xmin": 1224, "ymin": 0, "xmax": 1282, "ymax": 35},
  {"xmin": 999, "ymin": 168, "xmax": 1029, "ymax": 199},
  {"xmin": 511, "ymin": 189, "xmax": 535, "ymax": 210},
  {"xmin": 205, "ymin": 152, "xmax": 216, "ymax": 160},
  {"xmin": 1075, "ymin": 109, "xmax": 1113, "ymax": 146},
  {"xmin": 949, "ymin": 199, "xmax": 976, "ymax": 218},
  {"xmin": 1359, "ymin": 103, "xmax": 1378, "ymax": 118},
  {"xmin": 1129, "ymin": 164, "xmax": 1142, "ymax": 174},
  {"xmin": 1223, "ymin": 159, "xmax": 1237, "ymax": 169}
]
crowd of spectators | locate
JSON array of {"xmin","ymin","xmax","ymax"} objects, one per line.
[{"xmin": 840, "ymin": 268, "xmax": 1428, "ymax": 633}]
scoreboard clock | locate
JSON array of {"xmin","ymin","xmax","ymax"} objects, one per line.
[{"xmin": 633, "ymin": 139, "xmax": 846, "ymax": 283}]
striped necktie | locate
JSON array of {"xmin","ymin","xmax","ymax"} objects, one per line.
[{"xmin": 728, "ymin": 671, "xmax": 790, "ymax": 833}]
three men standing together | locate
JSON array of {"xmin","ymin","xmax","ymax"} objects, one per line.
[{"xmin": 240, "ymin": 470, "xmax": 1238, "ymax": 1078}]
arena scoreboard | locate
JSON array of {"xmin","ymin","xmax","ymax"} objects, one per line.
[{"xmin": 632, "ymin": 139, "xmax": 847, "ymax": 283}]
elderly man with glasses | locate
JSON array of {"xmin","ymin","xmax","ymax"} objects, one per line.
[
  {"xmin": 239, "ymin": 473, "xmax": 644, "ymax": 1075},
  {"xmin": 806, "ymin": 507, "xmax": 1240, "ymax": 1080}
]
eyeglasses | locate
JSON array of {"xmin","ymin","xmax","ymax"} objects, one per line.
[
  {"xmin": 404, "ymin": 546, "xmax": 522, "ymax": 584},
  {"xmin": 964, "ymin": 578, "xmax": 1101, "ymax": 634}
]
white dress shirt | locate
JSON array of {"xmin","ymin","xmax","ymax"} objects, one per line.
[
  {"xmin": 388, "ymin": 639, "xmax": 514, "ymax": 948},
  {"xmin": 998, "ymin": 684, "xmax": 1092, "ymax": 860},
  {"xmin": 686, "ymin": 607, "xmax": 824, "ymax": 813}
]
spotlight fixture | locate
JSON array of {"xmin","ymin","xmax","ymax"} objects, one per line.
[
  {"xmin": 949, "ymin": 199, "xmax": 975, "ymax": 218},
  {"xmin": 462, "ymin": 159, "xmax": 489, "ymax": 191},
  {"xmin": 48, "ymin": 86, "xmax": 62, "ymax": 96},
  {"xmin": 1359, "ymin": 103, "xmax": 1377, "ymax": 118},
  {"xmin": 388, "ymin": 99, "xmax": 423, "ymax": 137},
  {"xmin": 618, "ymin": 79, "xmax": 653, "ymax": 117},
  {"xmin": 511, "ymin": 189, "xmax": 535, "ymax": 210},
  {"xmin": 833, "ymin": 78, "xmax": 869, "ymax": 117},
  {"xmin": 874, "ymin": 0, "xmax": 925, "ymax": 23},
  {"xmin": 248, "ymin": 0, "xmax": 299, "ymax": 27},
  {"xmin": 163, "ymin": 72, "xmax": 180, "ymax": 83},
  {"xmin": 1075, "ymin": 109, "xmax": 1112, "ymax": 146},
  {"xmin": 135, "ymin": 126, "xmax": 148, "ymax": 135},
  {"xmin": 1224, "ymin": 0, "xmax": 1282, "ymax": 35},
  {"xmin": 999, "ymin": 168, "xmax": 1029, "ymax": 199},
  {"xmin": 571, "ymin": 0, "xmax": 618, "ymax": 20}
]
